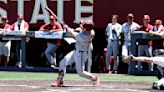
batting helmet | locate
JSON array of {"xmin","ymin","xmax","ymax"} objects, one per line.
[
  {"xmin": 81, "ymin": 20, "xmax": 94, "ymax": 30},
  {"xmin": 153, "ymin": 49, "xmax": 164, "ymax": 56}
]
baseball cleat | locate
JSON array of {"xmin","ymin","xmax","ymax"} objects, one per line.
[
  {"xmin": 51, "ymin": 80, "xmax": 63, "ymax": 87},
  {"xmin": 92, "ymin": 76, "xmax": 100, "ymax": 86}
]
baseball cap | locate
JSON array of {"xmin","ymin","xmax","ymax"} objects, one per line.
[
  {"xmin": 155, "ymin": 19, "xmax": 162, "ymax": 25},
  {"xmin": 1, "ymin": 15, "xmax": 8, "ymax": 20},
  {"xmin": 81, "ymin": 20, "xmax": 94, "ymax": 30},
  {"xmin": 143, "ymin": 15, "xmax": 150, "ymax": 20},
  {"xmin": 50, "ymin": 15, "xmax": 56, "ymax": 20},
  {"xmin": 17, "ymin": 14, "xmax": 24, "ymax": 19}
]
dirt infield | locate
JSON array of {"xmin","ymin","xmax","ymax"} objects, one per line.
[{"xmin": 0, "ymin": 80, "xmax": 163, "ymax": 92}]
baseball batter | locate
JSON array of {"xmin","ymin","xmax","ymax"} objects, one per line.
[{"xmin": 51, "ymin": 20, "xmax": 100, "ymax": 87}]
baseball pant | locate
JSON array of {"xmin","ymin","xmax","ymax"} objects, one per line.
[
  {"xmin": 45, "ymin": 42, "xmax": 58, "ymax": 65},
  {"xmin": 106, "ymin": 40, "xmax": 119, "ymax": 71},
  {"xmin": 59, "ymin": 50, "xmax": 95, "ymax": 81}
]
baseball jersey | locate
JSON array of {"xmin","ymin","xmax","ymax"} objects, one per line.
[
  {"xmin": 137, "ymin": 24, "xmax": 153, "ymax": 45},
  {"xmin": 122, "ymin": 22, "xmax": 140, "ymax": 41},
  {"xmin": 106, "ymin": 23, "xmax": 122, "ymax": 41},
  {"xmin": 74, "ymin": 30, "xmax": 95, "ymax": 51},
  {"xmin": 151, "ymin": 57, "xmax": 164, "ymax": 67}
]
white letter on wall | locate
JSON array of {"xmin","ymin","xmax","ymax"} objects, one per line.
[
  {"xmin": 74, "ymin": 0, "xmax": 93, "ymax": 23},
  {"xmin": 30, "ymin": 0, "xmax": 49, "ymax": 23}
]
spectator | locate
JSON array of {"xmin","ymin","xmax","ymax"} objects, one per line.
[
  {"xmin": 122, "ymin": 13, "xmax": 140, "ymax": 60},
  {"xmin": 149, "ymin": 19, "xmax": 164, "ymax": 50},
  {"xmin": 11, "ymin": 14, "xmax": 29, "ymax": 68},
  {"xmin": 0, "ymin": 15, "xmax": 12, "ymax": 66},
  {"xmin": 105, "ymin": 15, "xmax": 122, "ymax": 73},
  {"xmin": 137, "ymin": 15, "xmax": 153, "ymax": 71},
  {"xmin": 39, "ymin": 15, "xmax": 63, "ymax": 68}
]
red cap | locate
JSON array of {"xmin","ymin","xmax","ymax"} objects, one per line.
[
  {"xmin": 17, "ymin": 14, "xmax": 23, "ymax": 19},
  {"xmin": 143, "ymin": 15, "xmax": 150, "ymax": 20},
  {"xmin": 127, "ymin": 13, "xmax": 134, "ymax": 18},
  {"xmin": 1, "ymin": 15, "xmax": 8, "ymax": 20},
  {"xmin": 155, "ymin": 19, "xmax": 162, "ymax": 25},
  {"xmin": 50, "ymin": 15, "xmax": 56, "ymax": 20}
]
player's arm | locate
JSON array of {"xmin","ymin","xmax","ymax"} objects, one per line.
[
  {"xmin": 21, "ymin": 22, "xmax": 29, "ymax": 36},
  {"xmin": 125, "ymin": 56, "xmax": 153, "ymax": 63},
  {"xmin": 64, "ymin": 25, "xmax": 78, "ymax": 36},
  {"xmin": 39, "ymin": 23, "xmax": 49, "ymax": 31},
  {"xmin": 50, "ymin": 23, "xmax": 63, "ymax": 32},
  {"xmin": 149, "ymin": 30, "xmax": 160, "ymax": 36},
  {"xmin": 132, "ymin": 56, "xmax": 153, "ymax": 63}
]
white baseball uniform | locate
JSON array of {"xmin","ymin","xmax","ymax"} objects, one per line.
[
  {"xmin": 151, "ymin": 57, "xmax": 164, "ymax": 67},
  {"xmin": 59, "ymin": 29, "xmax": 95, "ymax": 80}
]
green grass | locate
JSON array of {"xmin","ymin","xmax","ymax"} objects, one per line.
[{"xmin": 0, "ymin": 71, "xmax": 157, "ymax": 83}]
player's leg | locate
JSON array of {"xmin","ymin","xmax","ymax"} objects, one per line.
[
  {"xmin": 156, "ymin": 66, "xmax": 164, "ymax": 79},
  {"xmin": 45, "ymin": 43, "xmax": 58, "ymax": 67},
  {"xmin": 4, "ymin": 41, "xmax": 11, "ymax": 67},
  {"xmin": 74, "ymin": 51, "xmax": 100, "ymax": 85},
  {"xmin": 105, "ymin": 41, "xmax": 113, "ymax": 72},
  {"xmin": 112, "ymin": 40, "xmax": 119, "ymax": 73},
  {"xmin": 51, "ymin": 51, "xmax": 74, "ymax": 87}
]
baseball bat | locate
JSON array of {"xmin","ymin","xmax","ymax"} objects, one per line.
[
  {"xmin": 45, "ymin": 6, "xmax": 64, "ymax": 24},
  {"xmin": 45, "ymin": 6, "xmax": 67, "ymax": 32}
]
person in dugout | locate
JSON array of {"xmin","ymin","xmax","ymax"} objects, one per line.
[
  {"xmin": 0, "ymin": 15, "xmax": 12, "ymax": 67},
  {"xmin": 11, "ymin": 14, "xmax": 29, "ymax": 68},
  {"xmin": 39, "ymin": 15, "xmax": 63, "ymax": 68}
]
